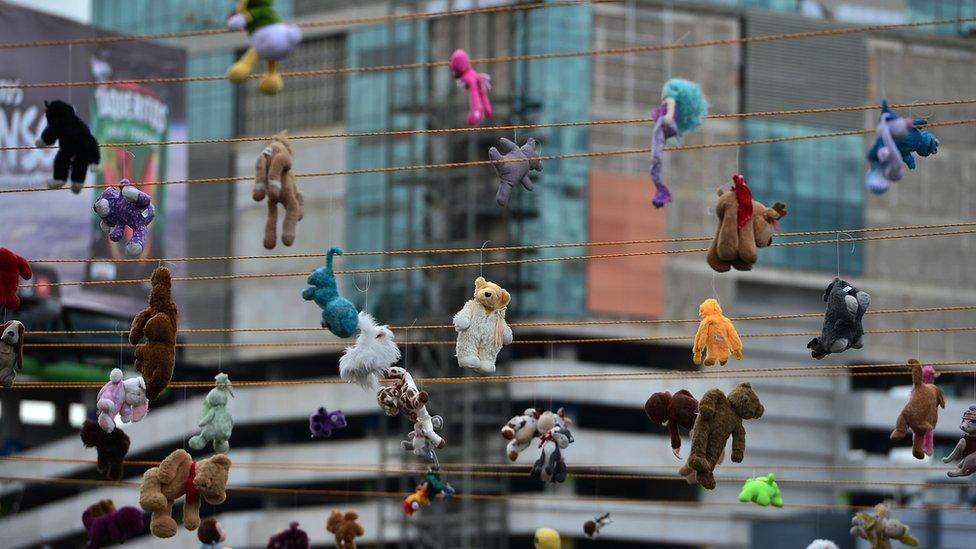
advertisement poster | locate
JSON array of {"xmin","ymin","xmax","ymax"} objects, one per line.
[{"xmin": 0, "ymin": 5, "xmax": 187, "ymax": 311}]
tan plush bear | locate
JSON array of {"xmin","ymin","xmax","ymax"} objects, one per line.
[
  {"xmin": 706, "ymin": 174, "xmax": 787, "ymax": 273},
  {"xmin": 139, "ymin": 449, "xmax": 231, "ymax": 538},
  {"xmin": 684, "ymin": 382, "xmax": 764, "ymax": 490},
  {"xmin": 453, "ymin": 276, "xmax": 513, "ymax": 374},
  {"xmin": 326, "ymin": 510, "xmax": 365, "ymax": 549},
  {"xmin": 254, "ymin": 132, "xmax": 304, "ymax": 249}
]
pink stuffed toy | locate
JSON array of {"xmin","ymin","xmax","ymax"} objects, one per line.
[
  {"xmin": 96, "ymin": 368, "xmax": 148, "ymax": 433},
  {"xmin": 450, "ymin": 49, "xmax": 492, "ymax": 126},
  {"xmin": 919, "ymin": 365, "xmax": 938, "ymax": 456}
]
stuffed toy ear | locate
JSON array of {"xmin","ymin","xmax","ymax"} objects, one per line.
[
  {"xmin": 767, "ymin": 203, "xmax": 787, "ymax": 220},
  {"xmin": 822, "ymin": 280, "xmax": 837, "ymax": 302},
  {"xmin": 209, "ymin": 454, "xmax": 232, "ymax": 468},
  {"xmin": 500, "ymin": 288, "xmax": 511, "ymax": 306},
  {"xmin": 474, "ymin": 276, "xmax": 487, "ymax": 289}
]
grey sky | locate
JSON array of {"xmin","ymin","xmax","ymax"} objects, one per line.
[{"xmin": 5, "ymin": 0, "xmax": 91, "ymax": 23}]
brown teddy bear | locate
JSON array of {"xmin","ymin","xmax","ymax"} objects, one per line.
[
  {"xmin": 891, "ymin": 359, "xmax": 946, "ymax": 459},
  {"xmin": 684, "ymin": 382, "xmax": 764, "ymax": 490},
  {"xmin": 129, "ymin": 267, "xmax": 178, "ymax": 400},
  {"xmin": 255, "ymin": 132, "xmax": 304, "ymax": 249},
  {"xmin": 453, "ymin": 276, "xmax": 513, "ymax": 374},
  {"xmin": 644, "ymin": 390, "xmax": 699, "ymax": 458},
  {"xmin": 326, "ymin": 510, "xmax": 365, "ymax": 549},
  {"xmin": 139, "ymin": 449, "xmax": 231, "ymax": 538},
  {"xmin": 706, "ymin": 174, "xmax": 787, "ymax": 273}
]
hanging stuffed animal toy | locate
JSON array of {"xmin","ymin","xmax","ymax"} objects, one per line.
[
  {"xmin": 454, "ymin": 276, "xmax": 513, "ymax": 374},
  {"xmin": 95, "ymin": 368, "xmax": 148, "ymax": 433},
  {"xmin": 684, "ymin": 382, "xmax": 764, "ymax": 490},
  {"xmin": 309, "ymin": 406, "xmax": 347, "ymax": 438},
  {"xmin": 450, "ymin": 49, "xmax": 492, "ymax": 126},
  {"xmin": 198, "ymin": 517, "xmax": 227, "ymax": 549},
  {"xmin": 645, "ymin": 390, "xmax": 698, "ymax": 458},
  {"xmin": 302, "ymin": 247, "xmax": 359, "ymax": 338},
  {"xmin": 583, "ymin": 513, "xmax": 613, "ymax": 540},
  {"xmin": 890, "ymin": 360, "xmax": 945, "ymax": 459},
  {"xmin": 807, "ymin": 541, "xmax": 839, "ymax": 549},
  {"xmin": 93, "ymin": 179, "xmax": 155, "ymax": 257},
  {"xmin": 326, "ymin": 510, "xmax": 365, "ymax": 549},
  {"xmin": 490, "ymin": 137, "xmax": 542, "ymax": 207},
  {"xmin": 402, "ymin": 466, "xmax": 454, "ymax": 516},
  {"xmin": 129, "ymin": 267, "xmax": 178, "ymax": 400},
  {"xmin": 738, "ymin": 473, "xmax": 784, "ymax": 507},
  {"xmin": 648, "ymin": 78, "xmax": 708, "ymax": 208},
  {"xmin": 189, "ymin": 373, "xmax": 235, "ymax": 453},
  {"xmin": 0, "ymin": 320, "xmax": 25, "ymax": 388},
  {"xmin": 534, "ymin": 528, "xmax": 561, "ymax": 549},
  {"xmin": 267, "ymin": 521, "xmax": 310, "ymax": 549},
  {"xmin": 501, "ymin": 408, "xmax": 541, "ymax": 461},
  {"xmin": 82, "ymin": 499, "xmax": 144, "ymax": 549},
  {"xmin": 692, "ymin": 298, "xmax": 743, "ymax": 366},
  {"xmin": 254, "ymin": 132, "xmax": 304, "ymax": 249},
  {"xmin": 808, "ymin": 278, "xmax": 870, "ymax": 359},
  {"xmin": 919, "ymin": 365, "xmax": 939, "ymax": 456},
  {"xmin": 943, "ymin": 405, "xmax": 976, "ymax": 478},
  {"xmin": 139, "ymin": 449, "xmax": 231, "ymax": 538},
  {"xmin": 376, "ymin": 366, "xmax": 446, "ymax": 454},
  {"xmin": 850, "ymin": 503, "xmax": 920, "ymax": 548},
  {"xmin": 706, "ymin": 174, "xmax": 787, "ymax": 272},
  {"xmin": 34, "ymin": 100, "xmax": 100, "ymax": 193},
  {"xmin": 338, "ymin": 311, "xmax": 400, "ymax": 390},
  {"xmin": 865, "ymin": 99, "xmax": 939, "ymax": 195},
  {"xmin": 80, "ymin": 419, "xmax": 130, "ymax": 481},
  {"xmin": 531, "ymin": 423, "xmax": 574, "ymax": 484},
  {"xmin": 0, "ymin": 248, "xmax": 32, "ymax": 311},
  {"xmin": 226, "ymin": 0, "xmax": 302, "ymax": 95}
]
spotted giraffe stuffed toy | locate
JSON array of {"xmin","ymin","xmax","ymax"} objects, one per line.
[{"xmin": 376, "ymin": 366, "xmax": 446, "ymax": 455}]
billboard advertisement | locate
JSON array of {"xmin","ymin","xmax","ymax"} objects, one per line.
[{"xmin": 0, "ymin": 4, "xmax": 187, "ymax": 311}]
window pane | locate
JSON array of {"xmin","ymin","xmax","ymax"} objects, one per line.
[{"xmin": 20, "ymin": 400, "xmax": 55, "ymax": 426}]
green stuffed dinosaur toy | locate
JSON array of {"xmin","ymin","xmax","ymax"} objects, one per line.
[
  {"xmin": 738, "ymin": 473, "xmax": 784, "ymax": 507},
  {"xmin": 189, "ymin": 373, "xmax": 235, "ymax": 453},
  {"xmin": 226, "ymin": 0, "xmax": 302, "ymax": 94}
]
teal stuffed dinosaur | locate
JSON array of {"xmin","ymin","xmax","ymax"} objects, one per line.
[
  {"xmin": 189, "ymin": 373, "xmax": 235, "ymax": 453},
  {"xmin": 738, "ymin": 473, "xmax": 783, "ymax": 507}
]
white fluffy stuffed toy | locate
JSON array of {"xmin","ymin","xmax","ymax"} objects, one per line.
[
  {"xmin": 501, "ymin": 408, "xmax": 540, "ymax": 461},
  {"xmin": 339, "ymin": 312, "xmax": 401, "ymax": 390},
  {"xmin": 453, "ymin": 276, "xmax": 513, "ymax": 374},
  {"xmin": 805, "ymin": 541, "xmax": 839, "ymax": 549}
]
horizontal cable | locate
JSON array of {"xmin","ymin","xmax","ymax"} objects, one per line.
[
  {"xmin": 3, "ymin": 15, "xmax": 974, "ymax": 90},
  {"xmin": 21, "ymin": 228, "xmax": 976, "ymax": 288},
  {"xmin": 5, "ymin": 97, "xmax": 974, "ymax": 152},
  {"xmin": 29, "ymin": 221, "xmax": 976, "ymax": 264},
  {"xmin": 0, "ymin": 1, "xmax": 603, "ymax": 49},
  {"xmin": 9, "ymin": 360, "xmax": 976, "ymax": 390},
  {"xmin": 4, "ymin": 118, "xmax": 974, "ymax": 196},
  {"xmin": 25, "ymin": 305, "xmax": 976, "ymax": 336}
]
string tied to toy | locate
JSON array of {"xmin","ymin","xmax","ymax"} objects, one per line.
[
  {"xmin": 479, "ymin": 240, "xmax": 491, "ymax": 278},
  {"xmin": 353, "ymin": 272, "xmax": 370, "ymax": 312},
  {"xmin": 835, "ymin": 232, "xmax": 855, "ymax": 278}
]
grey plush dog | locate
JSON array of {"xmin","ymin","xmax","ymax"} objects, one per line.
[
  {"xmin": 0, "ymin": 320, "xmax": 25, "ymax": 388},
  {"xmin": 489, "ymin": 137, "xmax": 542, "ymax": 206},
  {"xmin": 807, "ymin": 278, "xmax": 870, "ymax": 359}
]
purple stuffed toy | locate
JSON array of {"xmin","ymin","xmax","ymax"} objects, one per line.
[
  {"xmin": 309, "ymin": 406, "xmax": 347, "ymax": 438},
  {"xmin": 93, "ymin": 179, "xmax": 155, "ymax": 257},
  {"xmin": 82, "ymin": 502, "xmax": 144, "ymax": 549},
  {"xmin": 267, "ymin": 521, "xmax": 310, "ymax": 549},
  {"xmin": 96, "ymin": 368, "xmax": 148, "ymax": 433}
]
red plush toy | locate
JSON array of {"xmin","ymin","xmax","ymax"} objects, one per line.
[{"xmin": 0, "ymin": 248, "xmax": 32, "ymax": 311}]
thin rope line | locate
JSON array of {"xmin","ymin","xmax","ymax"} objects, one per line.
[
  {"xmin": 0, "ymin": 1, "xmax": 608, "ymax": 50},
  {"xmin": 29, "ymin": 221, "xmax": 976, "ymax": 263},
  {"xmin": 21, "ymin": 228, "xmax": 976, "ymax": 288},
  {"xmin": 8, "ymin": 97, "xmax": 975, "ymax": 152},
  {"xmin": 24, "ymin": 304, "xmax": 976, "ymax": 336},
  {"xmin": 4, "ymin": 15, "xmax": 974, "ymax": 90}
]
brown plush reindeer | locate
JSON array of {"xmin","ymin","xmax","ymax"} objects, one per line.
[
  {"xmin": 255, "ymin": 132, "xmax": 304, "ymax": 249},
  {"xmin": 706, "ymin": 174, "xmax": 787, "ymax": 272}
]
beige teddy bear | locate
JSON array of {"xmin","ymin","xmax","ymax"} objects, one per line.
[
  {"xmin": 138, "ymin": 449, "xmax": 231, "ymax": 538},
  {"xmin": 453, "ymin": 276, "xmax": 513, "ymax": 374}
]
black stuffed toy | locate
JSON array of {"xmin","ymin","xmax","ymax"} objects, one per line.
[
  {"xmin": 807, "ymin": 278, "xmax": 870, "ymax": 359},
  {"xmin": 80, "ymin": 419, "xmax": 130, "ymax": 481},
  {"xmin": 35, "ymin": 100, "xmax": 100, "ymax": 193}
]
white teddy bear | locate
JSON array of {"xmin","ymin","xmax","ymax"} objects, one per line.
[{"xmin": 453, "ymin": 276, "xmax": 513, "ymax": 374}]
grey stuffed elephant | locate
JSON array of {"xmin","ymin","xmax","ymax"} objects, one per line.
[
  {"xmin": 489, "ymin": 137, "xmax": 542, "ymax": 206},
  {"xmin": 808, "ymin": 278, "xmax": 870, "ymax": 359}
]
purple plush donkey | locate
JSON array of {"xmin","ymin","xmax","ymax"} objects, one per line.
[
  {"xmin": 93, "ymin": 179, "xmax": 155, "ymax": 257},
  {"xmin": 82, "ymin": 503, "xmax": 144, "ymax": 549},
  {"xmin": 309, "ymin": 406, "xmax": 347, "ymax": 438},
  {"xmin": 96, "ymin": 368, "xmax": 148, "ymax": 433}
]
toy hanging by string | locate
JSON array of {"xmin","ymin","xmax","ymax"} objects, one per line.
[
  {"xmin": 129, "ymin": 267, "xmax": 178, "ymax": 399},
  {"xmin": 942, "ymin": 404, "xmax": 976, "ymax": 477},
  {"xmin": 489, "ymin": 137, "xmax": 542, "ymax": 207},
  {"xmin": 807, "ymin": 541, "xmax": 839, "ymax": 549},
  {"xmin": 891, "ymin": 360, "xmax": 945, "ymax": 460},
  {"xmin": 807, "ymin": 278, "xmax": 870, "ymax": 359},
  {"xmin": 450, "ymin": 49, "xmax": 492, "ymax": 126},
  {"xmin": 302, "ymin": 247, "xmax": 359, "ymax": 338},
  {"xmin": 95, "ymin": 367, "xmax": 148, "ymax": 433},
  {"xmin": 583, "ymin": 513, "xmax": 613, "ymax": 539},
  {"xmin": 683, "ymin": 383, "xmax": 764, "ymax": 490},
  {"xmin": 34, "ymin": 100, "xmax": 100, "ymax": 193},
  {"xmin": 226, "ymin": 0, "xmax": 302, "ymax": 95},
  {"xmin": 197, "ymin": 517, "xmax": 228, "ymax": 549},
  {"xmin": 139, "ymin": 450, "xmax": 231, "ymax": 538},
  {"xmin": 534, "ymin": 528, "xmax": 561, "ymax": 549},
  {"xmin": 93, "ymin": 178, "xmax": 155, "ymax": 257},
  {"xmin": 531, "ymin": 422, "xmax": 574, "ymax": 484},
  {"xmin": 865, "ymin": 99, "xmax": 939, "ymax": 194},
  {"xmin": 80, "ymin": 419, "xmax": 130, "ymax": 481},
  {"xmin": 309, "ymin": 406, "xmax": 347, "ymax": 438},
  {"xmin": 0, "ymin": 320, "xmax": 24, "ymax": 388},
  {"xmin": 82, "ymin": 499, "xmax": 143, "ymax": 549},
  {"xmin": 850, "ymin": 504, "xmax": 920, "ymax": 548},
  {"xmin": 189, "ymin": 373, "xmax": 235, "ymax": 453},
  {"xmin": 266, "ymin": 521, "xmax": 310, "ymax": 549},
  {"xmin": 402, "ymin": 466, "xmax": 455, "ymax": 516},
  {"xmin": 254, "ymin": 132, "xmax": 304, "ymax": 249},
  {"xmin": 338, "ymin": 312, "xmax": 400, "ymax": 390},
  {"xmin": 692, "ymin": 298, "xmax": 743, "ymax": 366},
  {"xmin": 919, "ymin": 364, "xmax": 939, "ymax": 456},
  {"xmin": 501, "ymin": 407, "xmax": 571, "ymax": 462},
  {"xmin": 647, "ymin": 78, "xmax": 708, "ymax": 208},
  {"xmin": 706, "ymin": 174, "xmax": 787, "ymax": 272},
  {"xmin": 454, "ymin": 276, "xmax": 513, "ymax": 374},
  {"xmin": 645, "ymin": 390, "xmax": 698, "ymax": 458},
  {"xmin": 0, "ymin": 248, "xmax": 32, "ymax": 312},
  {"xmin": 738, "ymin": 474, "xmax": 784, "ymax": 507},
  {"xmin": 376, "ymin": 366, "xmax": 446, "ymax": 458},
  {"xmin": 326, "ymin": 510, "xmax": 365, "ymax": 549}
]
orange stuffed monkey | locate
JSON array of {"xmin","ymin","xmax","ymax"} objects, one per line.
[{"xmin": 693, "ymin": 298, "xmax": 743, "ymax": 366}]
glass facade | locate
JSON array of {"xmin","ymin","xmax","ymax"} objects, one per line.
[
  {"xmin": 187, "ymin": 52, "xmax": 235, "ymax": 139},
  {"xmin": 908, "ymin": 0, "xmax": 976, "ymax": 35}
]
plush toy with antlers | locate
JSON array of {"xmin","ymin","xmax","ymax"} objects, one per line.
[
  {"xmin": 891, "ymin": 360, "xmax": 945, "ymax": 459},
  {"xmin": 129, "ymin": 267, "xmax": 178, "ymax": 400},
  {"xmin": 254, "ymin": 132, "xmax": 304, "ymax": 249},
  {"xmin": 0, "ymin": 248, "xmax": 31, "ymax": 312},
  {"xmin": 706, "ymin": 174, "xmax": 786, "ymax": 272}
]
